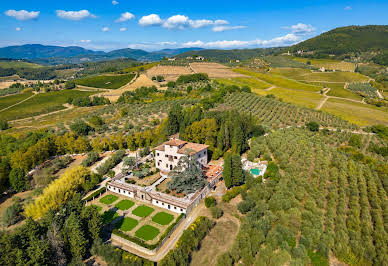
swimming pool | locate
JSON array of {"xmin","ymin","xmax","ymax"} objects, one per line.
[{"xmin": 250, "ymin": 168, "xmax": 261, "ymax": 175}]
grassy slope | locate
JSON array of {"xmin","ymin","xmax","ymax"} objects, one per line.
[
  {"xmin": 234, "ymin": 68, "xmax": 322, "ymax": 92},
  {"xmin": 322, "ymin": 98, "xmax": 388, "ymax": 126},
  {"xmin": 0, "ymin": 60, "xmax": 41, "ymax": 69},
  {"xmin": 75, "ymin": 74, "xmax": 135, "ymax": 89},
  {"xmin": 0, "ymin": 91, "xmax": 34, "ymax": 110},
  {"xmin": 292, "ymin": 57, "xmax": 355, "ymax": 71},
  {"xmin": 217, "ymin": 77, "xmax": 272, "ymax": 90},
  {"xmin": 270, "ymin": 87, "xmax": 323, "ymax": 109},
  {"xmin": 1, "ymin": 89, "xmax": 99, "ymax": 121}
]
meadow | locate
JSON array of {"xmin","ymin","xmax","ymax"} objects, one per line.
[
  {"xmin": 0, "ymin": 90, "xmax": 33, "ymax": 110},
  {"xmin": 217, "ymin": 77, "xmax": 272, "ymax": 91},
  {"xmin": 322, "ymin": 98, "xmax": 388, "ymax": 126},
  {"xmin": 291, "ymin": 57, "xmax": 356, "ymax": 71},
  {"xmin": 0, "ymin": 89, "xmax": 99, "ymax": 121},
  {"xmin": 234, "ymin": 68, "xmax": 322, "ymax": 92},
  {"xmin": 75, "ymin": 74, "xmax": 135, "ymax": 89},
  {"xmin": 0, "ymin": 60, "xmax": 41, "ymax": 69}
]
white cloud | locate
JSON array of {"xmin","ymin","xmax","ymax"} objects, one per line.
[
  {"xmin": 158, "ymin": 41, "xmax": 177, "ymax": 45},
  {"xmin": 139, "ymin": 14, "xmax": 234, "ymax": 30},
  {"xmin": 80, "ymin": 40, "xmax": 91, "ymax": 43},
  {"xmin": 120, "ymin": 27, "xmax": 127, "ymax": 32},
  {"xmin": 182, "ymin": 33, "xmax": 302, "ymax": 49},
  {"xmin": 112, "ymin": 0, "xmax": 119, "ymax": 5},
  {"xmin": 344, "ymin": 6, "xmax": 352, "ymax": 10},
  {"xmin": 102, "ymin": 27, "xmax": 110, "ymax": 32},
  {"xmin": 4, "ymin": 10, "xmax": 39, "ymax": 21},
  {"xmin": 15, "ymin": 27, "xmax": 21, "ymax": 31},
  {"xmin": 284, "ymin": 23, "xmax": 315, "ymax": 35},
  {"xmin": 56, "ymin": 10, "xmax": 96, "ymax": 21},
  {"xmin": 163, "ymin": 15, "xmax": 190, "ymax": 29},
  {"xmin": 139, "ymin": 14, "xmax": 163, "ymax": 26},
  {"xmin": 116, "ymin": 12, "xmax": 135, "ymax": 22},
  {"xmin": 212, "ymin": 25, "xmax": 246, "ymax": 32}
]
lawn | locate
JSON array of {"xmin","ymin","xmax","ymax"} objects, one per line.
[
  {"xmin": 135, "ymin": 225, "xmax": 160, "ymax": 241},
  {"xmin": 102, "ymin": 210, "xmax": 119, "ymax": 224},
  {"xmin": 99, "ymin": 194, "xmax": 119, "ymax": 205},
  {"xmin": 0, "ymin": 89, "xmax": 99, "ymax": 120},
  {"xmin": 115, "ymin": 199, "xmax": 135, "ymax": 211},
  {"xmin": 132, "ymin": 205, "xmax": 155, "ymax": 218},
  {"xmin": 152, "ymin": 212, "xmax": 174, "ymax": 225},
  {"xmin": 322, "ymin": 98, "xmax": 388, "ymax": 126},
  {"xmin": 117, "ymin": 217, "xmax": 139, "ymax": 232},
  {"xmin": 234, "ymin": 68, "xmax": 322, "ymax": 92},
  {"xmin": 75, "ymin": 74, "xmax": 135, "ymax": 89},
  {"xmin": 0, "ymin": 91, "xmax": 33, "ymax": 110}
]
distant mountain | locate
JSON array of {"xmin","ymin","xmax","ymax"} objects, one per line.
[
  {"xmin": 176, "ymin": 48, "xmax": 282, "ymax": 62},
  {"xmin": 0, "ymin": 44, "xmax": 203, "ymax": 64},
  {"xmin": 289, "ymin": 25, "xmax": 388, "ymax": 56}
]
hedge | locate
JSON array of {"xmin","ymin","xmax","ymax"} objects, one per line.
[
  {"xmin": 84, "ymin": 187, "xmax": 106, "ymax": 201},
  {"xmin": 222, "ymin": 184, "xmax": 247, "ymax": 202},
  {"xmin": 112, "ymin": 213, "xmax": 184, "ymax": 250}
]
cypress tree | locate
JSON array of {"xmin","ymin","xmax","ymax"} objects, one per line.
[
  {"xmin": 223, "ymin": 152, "xmax": 233, "ymax": 188},
  {"xmin": 232, "ymin": 154, "xmax": 244, "ymax": 186}
]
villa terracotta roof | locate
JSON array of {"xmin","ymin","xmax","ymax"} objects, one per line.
[
  {"xmin": 204, "ymin": 165, "xmax": 223, "ymax": 181},
  {"xmin": 178, "ymin": 143, "xmax": 208, "ymax": 155},
  {"xmin": 154, "ymin": 139, "xmax": 208, "ymax": 155}
]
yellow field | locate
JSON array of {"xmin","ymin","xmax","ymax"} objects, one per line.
[
  {"xmin": 292, "ymin": 57, "xmax": 356, "ymax": 72},
  {"xmin": 234, "ymin": 68, "xmax": 322, "ymax": 92},
  {"xmin": 269, "ymin": 87, "xmax": 323, "ymax": 109},
  {"xmin": 322, "ymin": 98, "xmax": 388, "ymax": 126}
]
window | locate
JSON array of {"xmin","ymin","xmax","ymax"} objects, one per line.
[
  {"xmin": 158, "ymin": 162, "xmax": 160, "ymax": 166},
  {"xmin": 156, "ymin": 201, "xmax": 159, "ymax": 203},
  {"xmin": 174, "ymin": 156, "xmax": 177, "ymax": 159},
  {"xmin": 165, "ymin": 155, "xmax": 168, "ymax": 158},
  {"xmin": 174, "ymin": 206, "xmax": 177, "ymax": 209},
  {"xmin": 162, "ymin": 203, "xmax": 164, "ymax": 206},
  {"xmin": 180, "ymin": 208, "xmax": 183, "ymax": 212},
  {"xmin": 119, "ymin": 189, "xmax": 121, "ymax": 193},
  {"xmin": 157, "ymin": 152, "xmax": 159, "ymax": 156},
  {"xmin": 170, "ymin": 165, "xmax": 173, "ymax": 170},
  {"xmin": 168, "ymin": 205, "xmax": 170, "ymax": 209},
  {"xmin": 166, "ymin": 164, "xmax": 168, "ymax": 168}
]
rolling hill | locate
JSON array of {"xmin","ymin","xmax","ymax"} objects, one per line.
[
  {"xmin": 0, "ymin": 44, "xmax": 202, "ymax": 64},
  {"xmin": 289, "ymin": 25, "xmax": 388, "ymax": 56}
]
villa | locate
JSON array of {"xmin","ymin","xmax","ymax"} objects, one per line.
[
  {"xmin": 154, "ymin": 138, "xmax": 208, "ymax": 177},
  {"xmin": 106, "ymin": 138, "xmax": 222, "ymax": 215}
]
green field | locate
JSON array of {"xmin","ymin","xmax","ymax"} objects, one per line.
[
  {"xmin": 75, "ymin": 74, "xmax": 135, "ymax": 89},
  {"xmin": 217, "ymin": 77, "xmax": 272, "ymax": 90},
  {"xmin": 99, "ymin": 194, "xmax": 119, "ymax": 205},
  {"xmin": 132, "ymin": 205, "xmax": 154, "ymax": 218},
  {"xmin": 122, "ymin": 62, "xmax": 158, "ymax": 73},
  {"xmin": 102, "ymin": 210, "xmax": 119, "ymax": 224},
  {"xmin": 326, "ymin": 85, "xmax": 363, "ymax": 101},
  {"xmin": 118, "ymin": 217, "xmax": 139, "ymax": 232},
  {"xmin": 0, "ymin": 91, "xmax": 33, "ymax": 110},
  {"xmin": 0, "ymin": 89, "xmax": 98, "ymax": 121},
  {"xmin": 115, "ymin": 199, "xmax": 135, "ymax": 210},
  {"xmin": 135, "ymin": 225, "xmax": 160, "ymax": 241},
  {"xmin": 0, "ymin": 60, "xmax": 41, "ymax": 69},
  {"xmin": 152, "ymin": 212, "xmax": 174, "ymax": 225},
  {"xmin": 234, "ymin": 68, "xmax": 322, "ymax": 92},
  {"xmin": 322, "ymin": 98, "xmax": 388, "ymax": 126}
]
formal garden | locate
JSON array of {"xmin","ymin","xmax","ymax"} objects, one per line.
[{"xmin": 89, "ymin": 192, "xmax": 182, "ymax": 246}]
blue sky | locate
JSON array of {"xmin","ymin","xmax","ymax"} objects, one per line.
[{"xmin": 1, "ymin": 0, "xmax": 387, "ymax": 51}]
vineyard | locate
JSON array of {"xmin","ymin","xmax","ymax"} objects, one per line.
[
  {"xmin": 75, "ymin": 74, "xmax": 135, "ymax": 90},
  {"xmin": 217, "ymin": 92, "xmax": 357, "ymax": 130},
  {"xmin": 221, "ymin": 128, "xmax": 387, "ymax": 265},
  {"xmin": 347, "ymin": 82, "xmax": 379, "ymax": 98}
]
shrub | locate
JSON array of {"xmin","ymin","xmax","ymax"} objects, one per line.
[
  {"xmin": 306, "ymin": 121, "xmax": 320, "ymax": 132},
  {"xmin": 222, "ymin": 184, "xmax": 247, "ymax": 202},
  {"xmin": 96, "ymin": 150, "xmax": 126, "ymax": 175},
  {"xmin": 205, "ymin": 196, "xmax": 217, "ymax": 208},
  {"xmin": 210, "ymin": 206, "xmax": 223, "ymax": 219},
  {"xmin": 237, "ymin": 198, "xmax": 256, "ymax": 214},
  {"xmin": 9, "ymin": 168, "xmax": 28, "ymax": 192},
  {"xmin": 70, "ymin": 120, "xmax": 93, "ymax": 136},
  {"xmin": 82, "ymin": 151, "xmax": 100, "ymax": 167},
  {"xmin": 25, "ymin": 166, "xmax": 91, "ymax": 220},
  {"xmin": 1, "ymin": 200, "xmax": 23, "ymax": 227},
  {"xmin": 0, "ymin": 121, "xmax": 9, "ymax": 130}
]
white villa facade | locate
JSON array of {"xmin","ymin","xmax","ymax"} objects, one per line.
[{"xmin": 154, "ymin": 139, "xmax": 208, "ymax": 176}]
